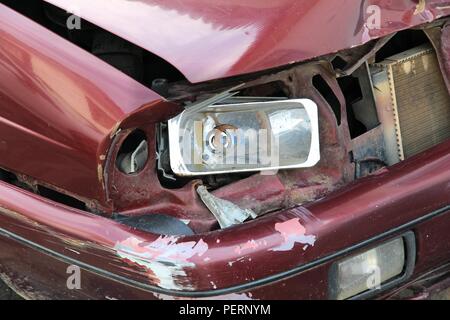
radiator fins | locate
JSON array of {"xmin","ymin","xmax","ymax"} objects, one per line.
[{"xmin": 372, "ymin": 44, "xmax": 450, "ymax": 165}]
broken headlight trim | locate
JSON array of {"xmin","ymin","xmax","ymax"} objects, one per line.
[
  {"xmin": 168, "ymin": 99, "xmax": 320, "ymax": 176},
  {"xmin": 329, "ymin": 233, "xmax": 416, "ymax": 300}
]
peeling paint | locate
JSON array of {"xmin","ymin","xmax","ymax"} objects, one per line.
[
  {"xmin": 97, "ymin": 164, "xmax": 104, "ymax": 187},
  {"xmin": 180, "ymin": 219, "xmax": 191, "ymax": 225},
  {"xmin": 414, "ymin": 0, "xmax": 426, "ymax": 15},
  {"xmin": 109, "ymin": 121, "xmax": 121, "ymax": 139},
  {"xmin": 153, "ymin": 292, "xmax": 255, "ymax": 300},
  {"xmin": 422, "ymin": 10, "xmax": 435, "ymax": 22},
  {"xmin": 270, "ymin": 218, "xmax": 316, "ymax": 252},
  {"xmin": 115, "ymin": 236, "xmax": 208, "ymax": 291},
  {"xmin": 234, "ymin": 240, "xmax": 259, "ymax": 255},
  {"xmin": 361, "ymin": 24, "xmax": 372, "ymax": 43},
  {"xmin": 234, "ymin": 239, "xmax": 268, "ymax": 255},
  {"xmin": 413, "ymin": 0, "xmax": 434, "ymax": 22}
]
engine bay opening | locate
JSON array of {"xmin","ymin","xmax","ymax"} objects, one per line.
[
  {"xmin": 338, "ymin": 63, "xmax": 379, "ymax": 139},
  {"xmin": 37, "ymin": 185, "xmax": 86, "ymax": 211},
  {"xmin": 375, "ymin": 29, "xmax": 430, "ymax": 62},
  {"xmin": 1, "ymin": 0, "xmax": 187, "ymax": 97},
  {"xmin": 0, "ymin": 167, "xmax": 88, "ymax": 211},
  {"xmin": 313, "ymin": 74, "xmax": 342, "ymax": 125}
]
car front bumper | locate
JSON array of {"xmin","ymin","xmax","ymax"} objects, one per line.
[{"xmin": 1, "ymin": 139, "xmax": 450, "ymax": 300}]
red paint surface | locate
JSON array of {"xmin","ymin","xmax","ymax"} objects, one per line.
[
  {"xmin": 1, "ymin": 139, "xmax": 450, "ymax": 297},
  {"xmin": 0, "ymin": 0, "xmax": 450, "ymax": 299},
  {"xmin": 0, "ymin": 4, "xmax": 176, "ymax": 208},
  {"xmin": 43, "ymin": 0, "xmax": 450, "ymax": 83}
]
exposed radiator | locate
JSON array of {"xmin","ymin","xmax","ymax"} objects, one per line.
[{"xmin": 371, "ymin": 44, "xmax": 450, "ymax": 165}]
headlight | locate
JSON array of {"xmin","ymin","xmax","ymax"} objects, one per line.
[
  {"xmin": 168, "ymin": 99, "xmax": 320, "ymax": 176},
  {"xmin": 330, "ymin": 237, "xmax": 409, "ymax": 300}
]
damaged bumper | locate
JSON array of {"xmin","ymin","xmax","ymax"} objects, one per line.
[{"xmin": 1, "ymin": 139, "xmax": 449, "ymax": 299}]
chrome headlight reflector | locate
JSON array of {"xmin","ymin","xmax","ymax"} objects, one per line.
[{"xmin": 168, "ymin": 99, "xmax": 320, "ymax": 176}]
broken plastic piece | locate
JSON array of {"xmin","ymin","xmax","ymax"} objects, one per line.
[{"xmin": 196, "ymin": 185, "xmax": 257, "ymax": 229}]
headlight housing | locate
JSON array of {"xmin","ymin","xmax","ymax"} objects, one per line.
[
  {"xmin": 168, "ymin": 99, "xmax": 320, "ymax": 176},
  {"xmin": 329, "ymin": 233, "xmax": 416, "ymax": 300}
]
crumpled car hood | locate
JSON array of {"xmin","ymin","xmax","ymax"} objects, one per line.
[{"xmin": 44, "ymin": 0, "xmax": 450, "ymax": 83}]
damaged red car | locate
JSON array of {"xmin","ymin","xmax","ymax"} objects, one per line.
[{"xmin": 0, "ymin": 0, "xmax": 449, "ymax": 300}]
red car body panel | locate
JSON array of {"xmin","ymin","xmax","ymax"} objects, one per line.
[
  {"xmin": 44, "ymin": 0, "xmax": 450, "ymax": 83},
  {"xmin": 0, "ymin": 4, "xmax": 179, "ymax": 209},
  {"xmin": 0, "ymin": 139, "xmax": 449, "ymax": 298},
  {"xmin": 0, "ymin": 1, "xmax": 449, "ymax": 299}
]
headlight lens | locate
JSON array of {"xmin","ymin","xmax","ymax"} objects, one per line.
[
  {"xmin": 168, "ymin": 99, "xmax": 320, "ymax": 176},
  {"xmin": 331, "ymin": 237, "xmax": 406, "ymax": 300}
]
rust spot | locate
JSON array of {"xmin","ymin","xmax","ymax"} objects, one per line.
[
  {"xmin": 109, "ymin": 121, "xmax": 121, "ymax": 139},
  {"xmin": 97, "ymin": 164, "xmax": 104, "ymax": 189}
]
